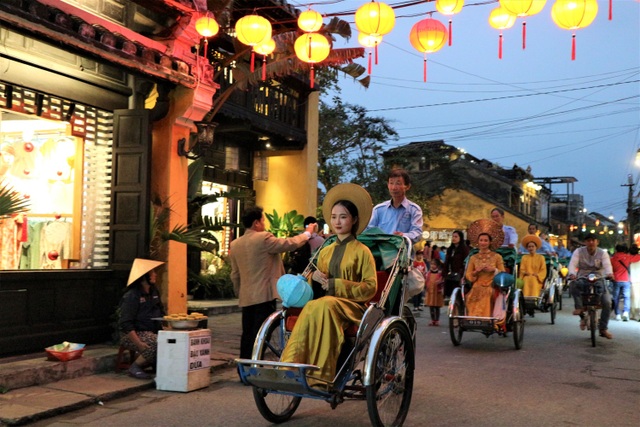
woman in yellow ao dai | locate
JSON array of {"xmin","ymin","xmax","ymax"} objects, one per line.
[
  {"xmin": 280, "ymin": 198, "xmax": 376, "ymax": 385},
  {"xmin": 464, "ymin": 233, "xmax": 505, "ymax": 317},
  {"xmin": 518, "ymin": 234, "xmax": 547, "ymax": 298}
]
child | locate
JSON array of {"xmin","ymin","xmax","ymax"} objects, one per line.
[
  {"xmin": 425, "ymin": 259, "xmax": 445, "ymax": 326},
  {"xmin": 412, "ymin": 250, "xmax": 428, "ymax": 311}
]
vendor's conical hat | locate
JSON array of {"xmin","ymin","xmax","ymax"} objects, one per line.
[
  {"xmin": 127, "ymin": 258, "xmax": 165, "ymax": 286},
  {"xmin": 322, "ymin": 183, "xmax": 373, "ymax": 235},
  {"xmin": 467, "ymin": 219, "xmax": 504, "ymax": 250}
]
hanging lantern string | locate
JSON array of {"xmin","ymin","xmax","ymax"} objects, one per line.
[
  {"xmin": 375, "ymin": 42, "xmax": 379, "ymax": 65},
  {"xmin": 571, "ymin": 33, "xmax": 576, "ymax": 61},
  {"xmin": 310, "ymin": 64, "xmax": 315, "ymax": 88},
  {"xmin": 609, "ymin": 0, "xmax": 612, "ymax": 20},
  {"xmin": 423, "ymin": 53, "xmax": 427, "ymax": 83},
  {"xmin": 498, "ymin": 33, "xmax": 503, "ymax": 59},
  {"xmin": 368, "ymin": 49, "xmax": 372, "ymax": 74},
  {"xmin": 262, "ymin": 55, "xmax": 267, "ymax": 80},
  {"xmin": 522, "ymin": 21, "xmax": 526, "ymax": 50},
  {"xmin": 448, "ymin": 19, "xmax": 453, "ymax": 46}
]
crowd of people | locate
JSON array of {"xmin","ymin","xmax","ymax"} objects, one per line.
[{"xmin": 117, "ymin": 167, "xmax": 639, "ymax": 386}]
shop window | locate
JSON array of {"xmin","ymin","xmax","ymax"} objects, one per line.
[
  {"xmin": 0, "ymin": 88, "xmax": 113, "ymax": 270},
  {"xmin": 253, "ymin": 154, "xmax": 268, "ymax": 181},
  {"xmin": 225, "ymin": 146, "xmax": 239, "ymax": 171}
]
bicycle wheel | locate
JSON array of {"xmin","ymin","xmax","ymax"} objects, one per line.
[
  {"xmin": 589, "ymin": 310, "xmax": 596, "ymax": 347},
  {"xmin": 512, "ymin": 293, "xmax": 525, "ymax": 350},
  {"xmin": 366, "ymin": 322, "xmax": 415, "ymax": 427},
  {"xmin": 449, "ymin": 298, "xmax": 464, "ymax": 346},
  {"xmin": 253, "ymin": 314, "xmax": 301, "ymax": 423},
  {"xmin": 549, "ymin": 289, "xmax": 557, "ymax": 325}
]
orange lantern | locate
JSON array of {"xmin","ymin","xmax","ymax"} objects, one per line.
[
  {"xmin": 409, "ymin": 18, "xmax": 447, "ymax": 82},
  {"xmin": 253, "ymin": 38, "xmax": 276, "ymax": 81},
  {"xmin": 488, "ymin": 6, "xmax": 517, "ymax": 59},
  {"xmin": 499, "ymin": 0, "xmax": 547, "ymax": 49},
  {"xmin": 355, "ymin": 1, "xmax": 395, "ymax": 69},
  {"xmin": 436, "ymin": 0, "xmax": 464, "ymax": 46},
  {"xmin": 235, "ymin": 14, "xmax": 272, "ymax": 72},
  {"xmin": 298, "ymin": 9, "xmax": 323, "ymax": 32},
  {"xmin": 294, "ymin": 33, "xmax": 331, "ymax": 88},
  {"xmin": 551, "ymin": 0, "xmax": 598, "ymax": 60},
  {"xmin": 195, "ymin": 15, "xmax": 219, "ymax": 38},
  {"xmin": 358, "ymin": 32, "xmax": 383, "ymax": 75}
]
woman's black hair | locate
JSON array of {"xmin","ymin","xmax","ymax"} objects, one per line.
[
  {"xmin": 452, "ymin": 230, "xmax": 465, "ymax": 244},
  {"xmin": 332, "ymin": 199, "xmax": 359, "ymax": 236}
]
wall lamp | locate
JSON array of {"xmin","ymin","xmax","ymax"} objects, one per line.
[{"xmin": 177, "ymin": 121, "xmax": 217, "ymax": 159}]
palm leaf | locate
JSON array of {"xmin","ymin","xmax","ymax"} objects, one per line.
[{"xmin": 0, "ymin": 182, "xmax": 30, "ymax": 218}]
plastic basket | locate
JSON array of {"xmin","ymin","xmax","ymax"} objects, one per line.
[{"xmin": 45, "ymin": 343, "xmax": 86, "ymax": 362}]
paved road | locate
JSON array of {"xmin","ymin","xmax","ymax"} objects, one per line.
[{"xmin": 31, "ymin": 295, "xmax": 640, "ymax": 427}]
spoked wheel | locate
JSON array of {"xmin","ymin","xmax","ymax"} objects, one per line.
[
  {"xmin": 558, "ymin": 282, "xmax": 564, "ymax": 311},
  {"xmin": 512, "ymin": 293, "xmax": 525, "ymax": 350},
  {"xmin": 589, "ymin": 310, "xmax": 597, "ymax": 348},
  {"xmin": 549, "ymin": 288, "xmax": 557, "ymax": 325},
  {"xmin": 449, "ymin": 299, "xmax": 464, "ymax": 346},
  {"xmin": 252, "ymin": 314, "xmax": 301, "ymax": 423},
  {"xmin": 366, "ymin": 322, "xmax": 415, "ymax": 427}
]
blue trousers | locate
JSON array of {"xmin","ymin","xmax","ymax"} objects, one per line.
[
  {"xmin": 570, "ymin": 279, "xmax": 611, "ymax": 330},
  {"xmin": 611, "ymin": 281, "xmax": 631, "ymax": 315}
]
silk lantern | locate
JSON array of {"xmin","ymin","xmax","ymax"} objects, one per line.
[
  {"xmin": 436, "ymin": 0, "xmax": 464, "ymax": 46},
  {"xmin": 488, "ymin": 6, "xmax": 517, "ymax": 59},
  {"xmin": 294, "ymin": 33, "xmax": 331, "ymax": 88},
  {"xmin": 235, "ymin": 14, "xmax": 272, "ymax": 72},
  {"xmin": 409, "ymin": 18, "xmax": 447, "ymax": 82},
  {"xmin": 499, "ymin": 0, "xmax": 547, "ymax": 49},
  {"xmin": 195, "ymin": 14, "xmax": 219, "ymax": 62},
  {"xmin": 298, "ymin": 9, "xmax": 323, "ymax": 32},
  {"xmin": 355, "ymin": 1, "xmax": 395, "ymax": 69},
  {"xmin": 253, "ymin": 38, "xmax": 276, "ymax": 81},
  {"xmin": 551, "ymin": 0, "xmax": 598, "ymax": 60},
  {"xmin": 358, "ymin": 32, "xmax": 383, "ymax": 74}
]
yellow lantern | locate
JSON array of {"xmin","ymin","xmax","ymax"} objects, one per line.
[
  {"xmin": 294, "ymin": 33, "xmax": 331, "ymax": 88},
  {"xmin": 355, "ymin": 1, "xmax": 395, "ymax": 36},
  {"xmin": 551, "ymin": 0, "xmax": 598, "ymax": 60},
  {"xmin": 298, "ymin": 9, "xmax": 323, "ymax": 32},
  {"xmin": 436, "ymin": 0, "xmax": 464, "ymax": 46},
  {"xmin": 358, "ymin": 33, "xmax": 383, "ymax": 75},
  {"xmin": 195, "ymin": 16, "xmax": 219, "ymax": 38},
  {"xmin": 488, "ymin": 6, "xmax": 517, "ymax": 59},
  {"xmin": 499, "ymin": 0, "xmax": 547, "ymax": 49},
  {"xmin": 235, "ymin": 14, "xmax": 272, "ymax": 72},
  {"xmin": 253, "ymin": 38, "xmax": 276, "ymax": 81},
  {"xmin": 409, "ymin": 18, "xmax": 447, "ymax": 82}
]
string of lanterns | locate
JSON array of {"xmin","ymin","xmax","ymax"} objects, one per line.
[{"xmin": 193, "ymin": 0, "xmax": 613, "ymax": 87}]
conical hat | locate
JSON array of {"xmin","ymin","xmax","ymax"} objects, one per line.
[
  {"xmin": 127, "ymin": 258, "xmax": 165, "ymax": 286},
  {"xmin": 467, "ymin": 219, "xmax": 504, "ymax": 250},
  {"xmin": 322, "ymin": 183, "xmax": 373, "ymax": 235}
]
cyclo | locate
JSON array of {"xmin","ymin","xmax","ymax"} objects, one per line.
[
  {"xmin": 570, "ymin": 273, "xmax": 610, "ymax": 347},
  {"xmin": 518, "ymin": 254, "xmax": 562, "ymax": 324},
  {"xmin": 448, "ymin": 247, "xmax": 526, "ymax": 350},
  {"xmin": 236, "ymin": 231, "xmax": 417, "ymax": 426}
]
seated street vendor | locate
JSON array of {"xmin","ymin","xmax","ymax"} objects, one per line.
[
  {"xmin": 280, "ymin": 183, "xmax": 377, "ymax": 388},
  {"xmin": 118, "ymin": 258, "xmax": 165, "ymax": 379}
]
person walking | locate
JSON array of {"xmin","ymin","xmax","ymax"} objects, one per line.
[
  {"xmin": 443, "ymin": 230, "xmax": 469, "ymax": 298},
  {"xmin": 411, "ymin": 249, "xmax": 428, "ymax": 311},
  {"xmin": 629, "ymin": 244, "xmax": 640, "ymax": 321},
  {"xmin": 229, "ymin": 206, "xmax": 317, "ymax": 359},
  {"xmin": 424, "ymin": 259, "xmax": 445, "ymax": 325},
  {"xmin": 367, "ymin": 168, "xmax": 423, "ymax": 244}
]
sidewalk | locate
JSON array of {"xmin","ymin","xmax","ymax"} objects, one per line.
[{"xmin": 0, "ymin": 299, "xmax": 242, "ymax": 426}]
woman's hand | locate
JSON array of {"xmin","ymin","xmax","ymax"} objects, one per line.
[{"xmin": 312, "ymin": 270, "xmax": 329, "ymax": 290}]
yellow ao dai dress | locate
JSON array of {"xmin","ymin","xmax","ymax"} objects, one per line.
[{"xmin": 519, "ymin": 253, "xmax": 547, "ymax": 297}]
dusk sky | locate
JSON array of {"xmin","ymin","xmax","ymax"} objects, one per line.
[{"xmin": 300, "ymin": 0, "xmax": 640, "ymax": 223}]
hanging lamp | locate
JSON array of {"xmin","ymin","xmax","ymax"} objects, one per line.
[
  {"xmin": 235, "ymin": 14, "xmax": 272, "ymax": 72},
  {"xmin": 435, "ymin": 0, "xmax": 464, "ymax": 46},
  {"xmin": 294, "ymin": 33, "xmax": 331, "ymax": 88},
  {"xmin": 253, "ymin": 38, "xmax": 276, "ymax": 80},
  {"xmin": 488, "ymin": 6, "xmax": 517, "ymax": 59},
  {"xmin": 358, "ymin": 32, "xmax": 383, "ymax": 74},
  {"xmin": 195, "ymin": 13, "xmax": 219, "ymax": 62},
  {"xmin": 499, "ymin": 0, "xmax": 547, "ymax": 49},
  {"xmin": 551, "ymin": 0, "xmax": 598, "ymax": 60},
  {"xmin": 355, "ymin": 1, "xmax": 395, "ymax": 70},
  {"xmin": 409, "ymin": 18, "xmax": 447, "ymax": 82},
  {"xmin": 298, "ymin": 8, "xmax": 323, "ymax": 32}
]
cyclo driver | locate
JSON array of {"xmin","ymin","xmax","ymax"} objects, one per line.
[{"xmin": 567, "ymin": 233, "xmax": 614, "ymax": 339}]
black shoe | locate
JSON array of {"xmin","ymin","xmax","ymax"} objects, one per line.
[{"xmin": 128, "ymin": 365, "xmax": 151, "ymax": 379}]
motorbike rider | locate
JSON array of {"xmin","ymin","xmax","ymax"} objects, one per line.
[{"xmin": 567, "ymin": 233, "xmax": 614, "ymax": 339}]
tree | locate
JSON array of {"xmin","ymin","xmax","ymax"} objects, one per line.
[
  {"xmin": 0, "ymin": 182, "xmax": 29, "ymax": 218},
  {"xmin": 317, "ymin": 95, "xmax": 398, "ymax": 197}
]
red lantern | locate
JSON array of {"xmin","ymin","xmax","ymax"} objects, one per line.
[
  {"xmin": 409, "ymin": 18, "xmax": 447, "ymax": 82},
  {"xmin": 294, "ymin": 33, "xmax": 331, "ymax": 88},
  {"xmin": 436, "ymin": 0, "xmax": 464, "ymax": 46},
  {"xmin": 551, "ymin": 0, "xmax": 598, "ymax": 60},
  {"xmin": 499, "ymin": 0, "xmax": 547, "ymax": 49},
  {"xmin": 488, "ymin": 6, "xmax": 517, "ymax": 59}
]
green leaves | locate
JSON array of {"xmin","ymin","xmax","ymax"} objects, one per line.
[
  {"xmin": 0, "ymin": 182, "xmax": 30, "ymax": 218},
  {"xmin": 265, "ymin": 209, "xmax": 304, "ymax": 238}
]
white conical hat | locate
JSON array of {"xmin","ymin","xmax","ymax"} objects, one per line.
[{"xmin": 127, "ymin": 258, "xmax": 165, "ymax": 286}]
